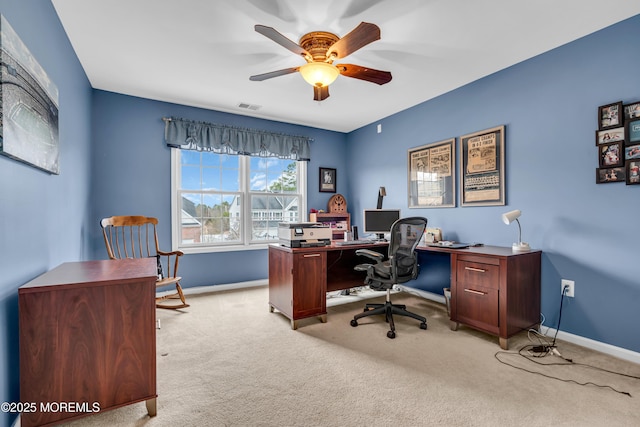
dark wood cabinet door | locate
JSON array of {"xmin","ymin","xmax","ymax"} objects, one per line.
[{"xmin": 292, "ymin": 252, "xmax": 326, "ymax": 318}]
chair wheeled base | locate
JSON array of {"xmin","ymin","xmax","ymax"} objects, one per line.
[{"xmin": 350, "ymin": 288, "xmax": 427, "ymax": 339}]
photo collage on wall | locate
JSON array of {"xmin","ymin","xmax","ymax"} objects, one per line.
[{"xmin": 595, "ymin": 100, "xmax": 640, "ymax": 185}]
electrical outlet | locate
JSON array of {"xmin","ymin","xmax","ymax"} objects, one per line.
[{"xmin": 561, "ymin": 279, "xmax": 575, "ymax": 297}]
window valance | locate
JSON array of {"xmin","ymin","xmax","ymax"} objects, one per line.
[{"xmin": 163, "ymin": 117, "xmax": 311, "ymax": 161}]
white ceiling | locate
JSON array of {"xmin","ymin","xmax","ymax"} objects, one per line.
[{"xmin": 52, "ymin": 0, "xmax": 640, "ymax": 133}]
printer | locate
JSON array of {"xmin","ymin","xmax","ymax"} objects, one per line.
[{"xmin": 278, "ymin": 222, "xmax": 332, "ymax": 248}]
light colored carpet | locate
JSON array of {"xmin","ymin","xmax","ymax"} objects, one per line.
[{"xmin": 65, "ymin": 286, "xmax": 640, "ymax": 426}]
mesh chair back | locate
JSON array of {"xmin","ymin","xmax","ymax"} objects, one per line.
[{"xmin": 388, "ymin": 217, "xmax": 428, "ymax": 279}]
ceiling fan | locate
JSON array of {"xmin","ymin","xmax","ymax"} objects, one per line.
[{"xmin": 250, "ymin": 22, "xmax": 392, "ymax": 101}]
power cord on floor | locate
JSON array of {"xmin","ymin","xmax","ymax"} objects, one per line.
[{"xmin": 494, "ymin": 285, "xmax": 639, "ymax": 396}]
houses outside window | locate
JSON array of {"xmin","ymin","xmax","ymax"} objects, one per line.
[{"xmin": 171, "ymin": 149, "xmax": 306, "ymax": 253}]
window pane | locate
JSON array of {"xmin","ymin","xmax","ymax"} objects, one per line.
[
  {"xmin": 221, "ymin": 164, "xmax": 240, "ymax": 191},
  {"xmin": 249, "ymin": 157, "xmax": 297, "ymax": 193},
  {"xmin": 180, "ymin": 193, "xmax": 203, "ymax": 244},
  {"xmin": 250, "ymin": 194, "xmax": 299, "ymax": 241},
  {"xmin": 181, "ymin": 165, "xmax": 201, "ymax": 190},
  {"xmin": 181, "ymin": 150, "xmax": 200, "ymax": 165}
]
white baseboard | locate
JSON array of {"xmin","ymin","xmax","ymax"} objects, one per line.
[{"xmin": 542, "ymin": 327, "xmax": 640, "ymax": 365}]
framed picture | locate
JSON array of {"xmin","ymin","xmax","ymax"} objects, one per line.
[
  {"xmin": 626, "ymin": 118, "xmax": 640, "ymax": 146},
  {"xmin": 596, "ymin": 167, "xmax": 625, "ymax": 183},
  {"xmin": 625, "ymin": 144, "xmax": 640, "ymax": 160},
  {"xmin": 0, "ymin": 15, "xmax": 60, "ymax": 174},
  {"xmin": 595, "ymin": 127, "xmax": 624, "ymax": 145},
  {"xmin": 460, "ymin": 125, "xmax": 505, "ymax": 206},
  {"xmin": 319, "ymin": 167, "xmax": 336, "ymax": 193},
  {"xmin": 624, "ymin": 102, "xmax": 640, "ymax": 120},
  {"xmin": 407, "ymin": 138, "xmax": 456, "ymax": 208},
  {"xmin": 598, "ymin": 142, "xmax": 623, "ymax": 168},
  {"xmin": 598, "ymin": 101, "xmax": 623, "ymax": 130},
  {"xmin": 626, "ymin": 160, "xmax": 640, "ymax": 185}
]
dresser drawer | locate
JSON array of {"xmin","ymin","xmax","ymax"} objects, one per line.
[{"xmin": 456, "ymin": 260, "xmax": 500, "ymax": 290}]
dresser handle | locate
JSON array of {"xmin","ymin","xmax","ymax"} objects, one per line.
[
  {"xmin": 303, "ymin": 253, "xmax": 321, "ymax": 258},
  {"xmin": 464, "ymin": 288, "xmax": 486, "ymax": 296},
  {"xmin": 465, "ymin": 267, "xmax": 486, "ymax": 273}
]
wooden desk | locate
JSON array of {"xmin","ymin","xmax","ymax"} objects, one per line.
[
  {"xmin": 418, "ymin": 245, "xmax": 541, "ymax": 349},
  {"xmin": 19, "ymin": 259, "xmax": 158, "ymax": 427},
  {"xmin": 268, "ymin": 242, "xmax": 387, "ymax": 329},
  {"xmin": 268, "ymin": 243, "xmax": 541, "ymax": 349}
]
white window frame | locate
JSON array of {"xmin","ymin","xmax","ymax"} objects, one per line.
[{"xmin": 171, "ymin": 148, "xmax": 307, "ymax": 253}]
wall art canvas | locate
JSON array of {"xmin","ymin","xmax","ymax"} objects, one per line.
[{"xmin": 0, "ymin": 15, "xmax": 59, "ymax": 174}]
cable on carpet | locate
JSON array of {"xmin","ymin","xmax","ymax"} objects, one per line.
[{"xmin": 493, "ymin": 287, "xmax": 639, "ymax": 396}]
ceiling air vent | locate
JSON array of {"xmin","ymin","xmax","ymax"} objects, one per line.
[{"xmin": 238, "ymin": 102, "xmax": 261, "ymax": 111}]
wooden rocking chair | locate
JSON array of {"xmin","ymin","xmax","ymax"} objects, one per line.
[{"xmin": 100, "ymin": 215, "xmax": 189, "ymax": 309}]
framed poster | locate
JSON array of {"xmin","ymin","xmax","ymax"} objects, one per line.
[
  {"xmin": 407, "ymin": 138, "xmax": 455, "ymax": 208},
  {"xmin": 460, "ymin": 125, "xmax": 505, "ymax": 207},
  {"xmin": 319, "ymin": 167, "xmax": 336, "ymax": 193},
  {"xmin": 0, "ymin": 15, "xmax": 59, "ymax": 174}
]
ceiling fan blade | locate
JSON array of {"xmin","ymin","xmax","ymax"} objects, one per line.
[
  {"xmin": 255, "ymin": 25, "xmax": 312, "ymax": 61},
  {"xmin": 250, "ymin": 67, "xmax": 299, "ymax": 81},
  {"xmin": 337, "ymin": 64, "xmax": 392, "ymax": 85},
  {"xmin": 313, "ymin": 86, "xmax": 330, "ymax": 101},
  {"xmin": 327, "ymin": 22, "xmax": 381, "ymax": 59}
]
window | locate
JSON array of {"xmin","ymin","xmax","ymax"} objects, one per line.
[{"xmin": 171, "ymin": 149, "xmax": 306, "ymax": 253}]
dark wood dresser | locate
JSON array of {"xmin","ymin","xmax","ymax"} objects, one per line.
[{"xmin": 18, "ymin": 258, "xmax": 157, "ymax": 426}]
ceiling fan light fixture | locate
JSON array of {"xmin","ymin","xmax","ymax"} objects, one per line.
[{"xmin": 299, "ymin": 62, "xmax": 339, "ymax": 88}]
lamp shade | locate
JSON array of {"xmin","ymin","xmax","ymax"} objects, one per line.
[
  {"xmin": 299, "ymin": 62, "xmax": 340, "ymax": 87},
  {"xmin": 501, "ymin": 209, "xmax": 521, "ymax": 225}
]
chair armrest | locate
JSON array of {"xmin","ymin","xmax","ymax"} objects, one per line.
[
  {"xmin": 355, "ymin": 249, "xmax": 384, "ymax": 262},
  {"xmin": 157, "ymin": 249, "xmax": 183, "ymax": 278},
  {"xmin": 158, "ymin": 249, "xmax": 184, "ymax": 257}
]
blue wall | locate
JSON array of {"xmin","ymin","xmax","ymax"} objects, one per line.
[
  {"xmin": 90, "ymin": 91, "xmax": 348, "ymax": 287},
  {"xmin": 0, "ymin": 1, "xmax": 92, "ymax": 426},
  {"xmin": 346, "ymin": 15, "xmax": 640, "ymax": 353},
  {"xmin": 1, "ymin": 3, "xmax": 639, "ymax": 426}
]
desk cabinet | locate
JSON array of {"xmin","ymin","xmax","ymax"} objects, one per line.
[
  {"xmin": 447, "ymin": 248, "xmax": 541, "ymax": 349},
  {"xmin": 19, "ymin": 259, "xmax": 158, "ymax": 427},
  {"xmin": 268, "ymin": 246, "xmax": 327, "ymax": 329}
]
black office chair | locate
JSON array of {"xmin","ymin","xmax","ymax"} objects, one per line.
[{"xmin": 350, "ymin": 217, "xmax": 428, "ymax": 339}]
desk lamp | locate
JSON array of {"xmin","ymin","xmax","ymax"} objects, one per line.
[
  {"xmin": 501, "ymin": 209, "xmax": 531, "ymax": 252},
  {"xmin": 377, "ymin": 187, "xmax": 386, "ymax": 209}
]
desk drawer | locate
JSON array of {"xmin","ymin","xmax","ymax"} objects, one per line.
[
  {"xmin": 457, "ymin": 260, "xmax": 500, "ymax": 290},
  {"xmin": 456, "ymin": 285, "xmax": 499, "ymax": 331}
]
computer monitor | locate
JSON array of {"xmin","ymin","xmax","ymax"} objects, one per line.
[{"xmin": 363, "ymin": 209, "xmax": 401, "ymax": 239}]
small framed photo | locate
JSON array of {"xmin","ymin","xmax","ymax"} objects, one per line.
[
  {"xmin": 624, "ymin": 102, "xmax": 640, "ymax": 119},
  {"xmin": 626, "ymin": 160, "xmax": 640, "ymax": 185},
  {"xmin": 595, "ymin": 127, "xmax": 624, "ymax": 145},
  {"xmin": 598, "ymin": 142, "xmax": 623, "ymax": 168},
  {"xmin": 598, "ymin": 101, "xmax": 623, "ymax": 130},
  {"xmin": 596, "ymin": 167, "xmax": 625, "ymax": 183},
  {"xmin": 319, "ymin": 167, "xmax": 336, "ymax": 193},
  {"xmin": 626, "ymin": 118, "xmax": 640, "ymax": 146},
  {"xmin": 625, "ymin": 144, "xmax": 640, "ymax": 160}
]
